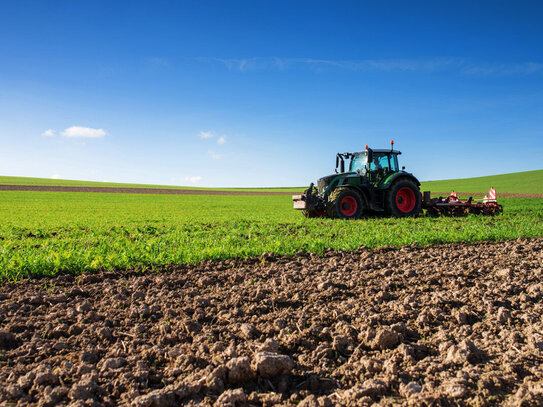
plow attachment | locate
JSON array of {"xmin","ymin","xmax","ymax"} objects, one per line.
[
  {"xmin": 422, "ymin": 188, "xmax": 503, "ymax": 216},
  {"xmin": 292, "ymin": 183, "xmax": 328, "ymax": 217}
]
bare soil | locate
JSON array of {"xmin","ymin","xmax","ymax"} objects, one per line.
[{"xmin": 1, "ymin": 238, "xmax": 543, "ymax": 406}]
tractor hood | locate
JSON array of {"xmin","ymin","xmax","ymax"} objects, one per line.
[{"xmin": 317, "ymin": 174, "xmax": 340, "ymax": 192}]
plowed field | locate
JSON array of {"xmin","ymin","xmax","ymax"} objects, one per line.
[{"xmin": 1, "ymin": 238, "xmax": 543, "ymax": 406}]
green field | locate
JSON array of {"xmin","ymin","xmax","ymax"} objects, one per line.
[
  {"xmin": 2, "ymin": 169, "xmax": 542, "ymax": 195},
  {"xmin": 420, "ymin": 169, "xmax": 543, "ymax": 195},
  {"xmin": 0, "ymin": 175, "xmax": 302, "ymax": 192},
  {"xmin": 1, "ymin": 169, "xmax": 542, "ymax": 279},
  {"xmin": 1, "ymin": 190, "xmax": 542, "ymax": 279}
]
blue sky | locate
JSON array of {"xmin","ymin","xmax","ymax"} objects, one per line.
[{"xmin": 1, "ymin": 1, "xmax": 542, "ymax": 187}]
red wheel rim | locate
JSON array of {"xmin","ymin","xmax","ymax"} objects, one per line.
[
  {"xmin": 396, "ymin": 187, "xmax": 416, "ymax": 213},
  {"xmin": 340, "ymin": 196, "xmax": 358, "ymax": 216}
]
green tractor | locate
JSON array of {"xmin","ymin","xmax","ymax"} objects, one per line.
[{"xmin": 292, "ymin": 141, "xmax": 422, "ymax": 219}]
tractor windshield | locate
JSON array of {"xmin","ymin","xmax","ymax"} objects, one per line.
[
  {"xmin": 349, "ymin": 152, "xmax": 368, "ymax": 173},
  {"xmin": 349, "ymin": 151, "xmax": 400, "ymax": 174},
  {"xmin": 368, "ymin": 153, "xmax": 399, "ymax": 173}
]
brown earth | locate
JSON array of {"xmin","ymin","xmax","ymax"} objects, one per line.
[
  {"xmin": 0, "ymin": 185, "xmax": 297, "ymax": 196},
  {"xmin": 1, "ymin": 184, "xmax": 541, "ymax": 198},
  {"xmin": 1, "ymin": 238, "xmax": 543, "ymax": 406}
]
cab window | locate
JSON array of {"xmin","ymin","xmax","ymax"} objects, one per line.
[
  {"xmin": 368, "ymin": 153, "xmax": 399, "ymax": 172},
  {"xmin": 368, "ymin": 154, "xmax": 389, "ymax": 171}
]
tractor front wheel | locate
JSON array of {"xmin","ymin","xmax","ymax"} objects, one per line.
[
  {"xmin": 302, "ymin": 186, "xmax": 318, "ymax": 218},
  {"xmin": 302, "ymin": 209, "xmax": 317, "ymax": 218},
  {"xmin": 386, "ymin": 179, "xmax": 422, "ymax": 217},
  {"xmin": 328, "ymin": 188, "xmax": 363, "ymax": 219}
]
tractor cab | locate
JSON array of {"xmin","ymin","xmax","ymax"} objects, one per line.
[
  {"xmin": 337, "ymin": 146, "xmax": 401, "ymax": 185},
  {"xmin": 348, "ymin": 149, "xmax": 400, "ymax": 176}
]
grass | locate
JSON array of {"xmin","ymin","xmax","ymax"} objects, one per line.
[
  {"xmin": 0, "ymin": 191, "xmax": 542, "ymax": 279},
  {"xmin": 420, "ymin": 169, "xmax": 543, "ymax": 195}
]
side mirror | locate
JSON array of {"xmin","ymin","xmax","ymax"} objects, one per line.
[
  {"xmin": 340, "ymin": 160, "xmax": 345, "ymax": 173},
  {"xmin": 367, "ymin": 148, "xmax": 373, "ymax": 163},
  {"xmin": 335, "ymin": 155, "xmax": 339, "ymax": 169}
]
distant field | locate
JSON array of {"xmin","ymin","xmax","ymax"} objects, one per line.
[
  {"xmin": 0, "ymin": 176, "xmax": 303, "ymax": 193},
  {"xmin": 0, "ymin": 190, "xmax": 542, "ymax": 279},
  {"xmin": 1, "ymin": 169, "xmax": 541, "ymax": 195},
  {"xmin": 420, "ymin": 169, "xmax": 543, "ymax": 195}
]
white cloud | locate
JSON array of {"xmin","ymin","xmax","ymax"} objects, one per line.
[
  {"xmin": 42, "ymin": 129, "xmax": 56, "ymax": 137},
  {"xmin": 207, "ymin": 56, "xmax": 465, "ymax": 73},
  {"xmin": 461, "ymin": 62, "xmax": 543, "ymax": 76},
  {"xmin": 50, "ymin": 174, "xmax": 61, "ymax": 179},
  {"xmin": 217, "ymin": 136, "xmax": 226, "ymax": 145},
  {"xmin": 208, "ymin": 150, "xmax": 222, "ymax": 160},
  {"xmin": 199, "ymin": 131, "xmax": 214, "ymax": 139},
  {"xmin": 184, "ymin": 176, "xmax": 202, "ymax": 184},
  {"xmin": 201, "ymin": 56, "xmax": 543, "ymax": 77},
  {"xmin": 61, "ymin": 126, "xmax": 106, "ymax": 138},
  {"xmin": 148, "ymin": 57, "xmax": 170, "ymax": 68}
]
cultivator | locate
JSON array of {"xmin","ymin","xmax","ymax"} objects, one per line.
[{"xmin": 422, "ymin": 188, "xmax": 503, "ymax": 216}]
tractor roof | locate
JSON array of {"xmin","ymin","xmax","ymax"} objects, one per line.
[{"xmin": 359, "ymin": 149, "xmax": 402, "ymax": 154}]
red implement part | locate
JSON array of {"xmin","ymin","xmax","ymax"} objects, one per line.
[{"xmin": 422, "ymin": 188, "xmax": 503, "ymax": 216}]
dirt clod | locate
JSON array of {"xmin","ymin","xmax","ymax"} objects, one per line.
[
  {"xmin": 240, "ymin": 323, "xmax": 257, "ymax": 339},
  {"xmin": 100, "ymin": 357, "xmax": 126, "ymax": 371},
  {"xmin": 497, "ymin": 307, "xmax": 511, "ymax": 324},
  {"xmin": 214, "ymin": 388, "xmax": 247, "ymax": 407},
  {"xmin": 226, "ymin": 357, "xmax": 255, "ymax": 384},
  {"xmin": 0, "ymin": 330, "xmax": 19, "ymax": 349},
  {"xmin": 401, "ymin": 381, "xmax": 422, "ymax": 397},
  {"xmin": 76, "ymin": 300, "xmax": 92, "ymax": 313},
  {"xmin": 373, "ymin": 327, "xmax": 401, "ymax": 350},
  {"xmin": 254, "ymin": 352, "xmax": 294, "ymax": 378}
]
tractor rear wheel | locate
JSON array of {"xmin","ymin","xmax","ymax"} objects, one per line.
[
  {"xmin": 327, "ymin": 188, "xmax": 363, "ymax": 219},
  {"xmin": 385, "ymin": 179, "xmax": 422, "ymax": 217}
]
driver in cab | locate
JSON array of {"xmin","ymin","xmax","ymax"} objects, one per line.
[{"xmin": 372, "ymin": 156, "xmax": 386, "ymax": 181}]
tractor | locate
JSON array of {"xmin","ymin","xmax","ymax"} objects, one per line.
[{"xmin": 292, "ymin": 141, "xmax": 422, "ymax": 219}]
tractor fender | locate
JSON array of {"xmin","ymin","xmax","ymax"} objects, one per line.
[{"xmin": 380, "ymin": 172, "xmax": 421, "ymax": 189}]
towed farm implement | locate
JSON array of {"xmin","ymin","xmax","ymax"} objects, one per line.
[
  {"xmin": 422, "ymin": 189, "xmax": 502, "ymax": 216},
  {"xmin": 293, "ymin": 141, "xmax": 502, "ymax": 219}
]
